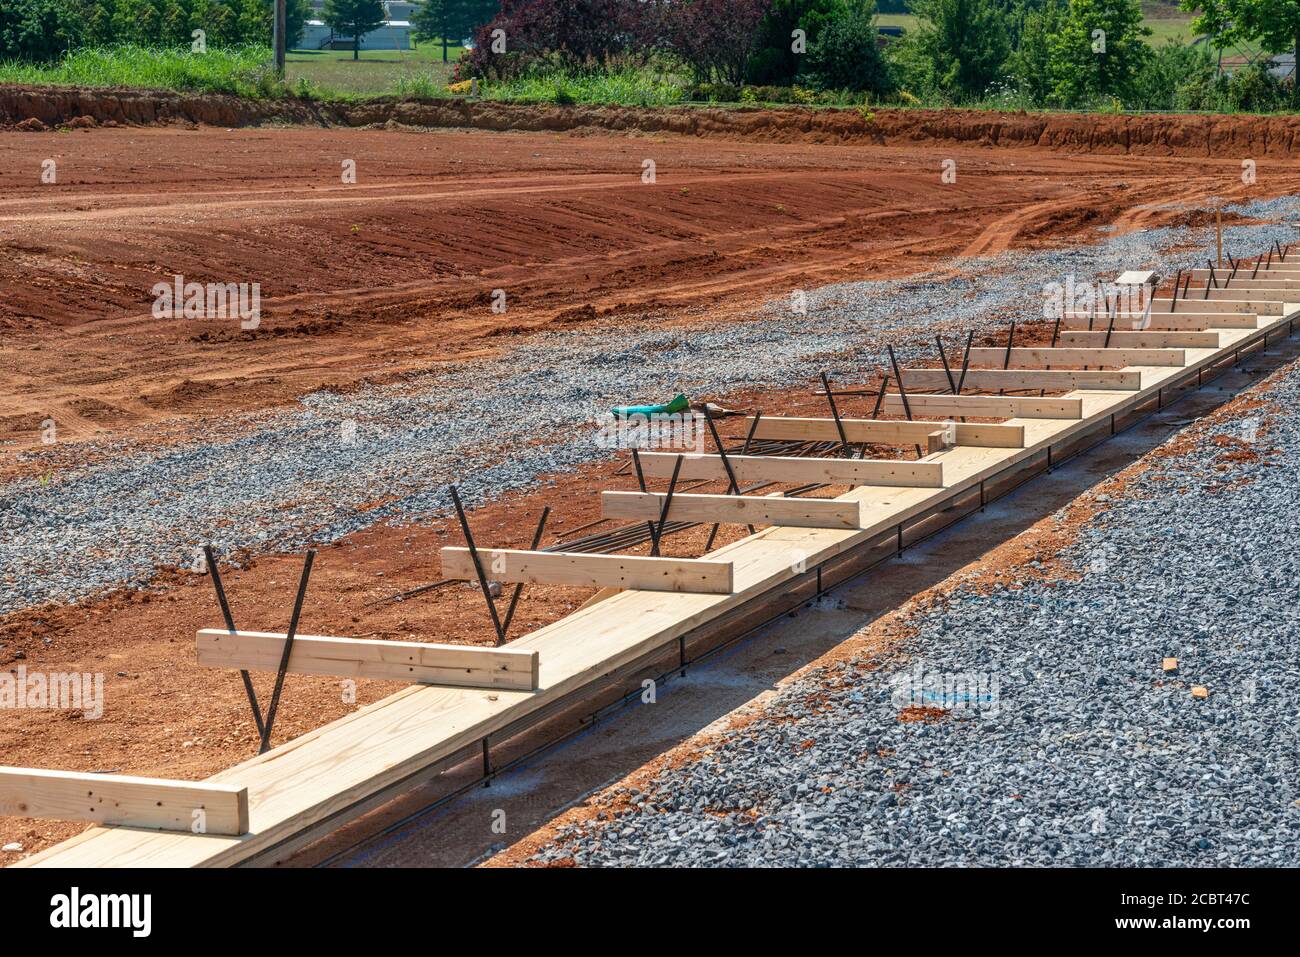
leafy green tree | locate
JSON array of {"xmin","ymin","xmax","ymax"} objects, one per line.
[
  {"xmin": 112, "ymin": 0, "xmax": 165, "ymax": 43},
  {"xmin": 0, "ymin": 0, "xmax": 85, "ymax": 60},
  {"xmin": 1047, "ymin": 0, "xmax": 1150, "ymax": 107},
  {"xmin": 323, "ymin": 0, "xmax": 386, "ymax": 59},
  {"xmin": 747, "ymin": 0, "xmax": 846, "ymax": 85},
  {"xmin": 1005, "ymin": 0, "xmax": 1064, "ymax": 104},
  {"xmin": 413, "ymin": 0, "xmax": 497, "ymax": 62},
  {"xmin": 186, "ymin": 0, "xmax": 239, "ymax": 45},
  {"xmin": 1129, "ymin": 38, "xmax": 1214, "ymax": 110},
  {"xmin": 1186, "ymin": 0, "xmax": 1300, "ymax": 106},
  {"xmin": 798, "ymin": 0, "xmax": 891, "ymax": 92},
  {"xmin": 902, "ymin": 0, "xmax": 1011, "ymax": 98}
]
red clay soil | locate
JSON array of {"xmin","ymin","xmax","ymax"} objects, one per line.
[
  {"xmin": 2, "ymin": 119, "xmax": 1293, "ymax": 454},
  {"xmin": 0, "ymin": 109, "xmax": 1289, "ymax": 860},
  {"xmin": 6, "ymin": 86, "xmax": 1300, "ymax": 158}
]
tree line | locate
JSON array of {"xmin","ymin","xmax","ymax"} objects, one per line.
[
  {"xmin": 3, "ymin": 0, "xmax": 1297, "ymax": 112},
  {"xmin": 459, "ymin": 0, "xmax": 1298, "ymax": 111}
]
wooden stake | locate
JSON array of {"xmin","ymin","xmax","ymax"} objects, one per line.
[{"xmin": 1216, "ymin": 206, "xmax": 1223, "ymax": 267}]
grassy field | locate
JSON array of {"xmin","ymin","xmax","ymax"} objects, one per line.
[{"xmin": 286, "ymin": 43, "xmax": 460, "ymax": 95}]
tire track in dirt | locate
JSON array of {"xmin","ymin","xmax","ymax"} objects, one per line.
[{"xmin": 2, "ymin": 126, "xmax": 1292, "ymax": 456}]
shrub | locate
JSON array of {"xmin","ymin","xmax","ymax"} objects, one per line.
[
  {"xmin": 746, "ymin": 0, "xmax": 847, "ymax": 86},
  {"xmin": 1128, "ymin": 39, "xmax": 1213, "ymax": 111},
  {"xmin": 463, "ymin": 0, "xmax": 642, "ymax": 78},
  {"xmin": 797, "ymin": 0, "xmax": 891, "ymax": 93},
  {"xmin": 660, "ymin": 0, "xmax": 772, "ymax": 85}
]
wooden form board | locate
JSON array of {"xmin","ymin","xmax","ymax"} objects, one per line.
[
  {"xmin": 899, "ymin": 368, "xmax": 1143, "ymax": 391},
  {"xmin": 196, "ymin": 629, "xmax": 540, "ymax": 691},
  {"xmin": 1061, "ymin": 312, "xmax": 1258, "ymax": 330},
  {"xmin": 601, "ymin": 490, "xmax": 862, "ymax": 529},
  {"xmin": 1187, "ymin": 270, "xmax": 1300, "ymax": 280},
  {"xmin": 1055, "ymin": 330, "xmax": 1222, "ymax": 349},
  {"xmin": 965, "ymin": 347, "xmax": 1186, "ymax": 368},
  {"xmin": 746, "ymin": 415, "xmax": 1025, "ymax": 449},
  {"xmin": 21, "ymin": 303, "xmax": 1295, "ymax": 869},
  {"xmin": 635, "ymin": 450, "xmax": 944, "ymax": 488},
  {"xmin": 1201, "ymin": 288, "xmax": 1299, "ymax": 303},
  {"xmin": 441, "ymin": 547, "xmax": 734, "ymax": 594},
  {"xmin": 1151, "ymin": 298, "xmax": 1283, "ymax": 314},
  {"xmin": 880, "ymin": 393, "xmax": 1084, "ymax": 419},
  {"xmin": 0, "ymin": 767, "xmax": 248, "ymax": 835}
]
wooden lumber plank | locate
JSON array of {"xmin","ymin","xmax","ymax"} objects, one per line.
[
  {"xmin": 1202, "ymin": 288, "xmax": 1299, "ymax": 302},
  {"xmin": 899, "ymin": 368, "xmax": 1143, "ymax": 391},
  {"xmin": 1061, "ymin": 312, "xmax": 1258, "ymax": 330},
  {"xmin": 965, "ymin": 347, "xmax": 1186, "ymax": 368},
  {"xmin": 746, "ymin": 415, "xmax": 1025, "ymax": 449},
  {"xmin": 880, "ymin": 394, "xmax": 1084, "ymax": 419},
  {"xmin": 1150, "ymin": 298, "xmax": 1283, "ymax": 314},
  {"xmin": 601, "ymin": 490, "xmax": 861, "ymax": 529},
  {"xmin": 440, "ymin": 547, "xmax": 734, "ymax": 594},
  {"xmin": 1056, "ymin": 330, "xmax": 1222, "ymax": 349},
  {"xmin": 196, "ymin": 630, "xmax": 540, "ymax": 691},
  {"xmin": 0, "ymin": 767, "xmax": 248, "ymax": 835},
  {"xmin": 1185, "ymin": 275, "xmax": 1300, "ymax": 285},
  {"xmin": 635, "ymin": 451, "xmax": 944, "ymax": 487}
]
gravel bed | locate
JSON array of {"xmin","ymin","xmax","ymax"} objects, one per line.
[
  {"xmin": 3, "ymin": 199, "xmax": 1299, "ymax": 614},
  {"xmin": 528, "ymin": 351, "xmax": 1300, "ymax": 867}
]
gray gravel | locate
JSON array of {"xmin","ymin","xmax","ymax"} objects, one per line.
[
  {"xmin": 4, "ymin": 198, "xmax": 1300, "ymax": 614},
  {"xmin": 529, "ymin": 348, "xmax": 1300, "ymax": 867}
]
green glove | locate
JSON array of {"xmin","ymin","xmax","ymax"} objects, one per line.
[{"xmin": 611, "ymin": 393, "xmax": 690, "ymax": 417}]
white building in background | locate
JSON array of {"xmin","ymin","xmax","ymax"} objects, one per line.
[{"xmin": 299, "ymin": 1, "xmax": 418, "ymax": 51}]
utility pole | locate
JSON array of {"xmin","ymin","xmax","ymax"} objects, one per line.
[{"xmin": 273, "ymin": 0, "xmax": 287, "ymax": 77}]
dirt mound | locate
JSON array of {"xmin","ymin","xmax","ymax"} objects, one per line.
[
  {"xmin": 5, "ymin": 83, "xmax": 1300, "ymax": 156},
  {"xmin": 0, "ymin": 84, "xmax": 330, "ymax": 128}
]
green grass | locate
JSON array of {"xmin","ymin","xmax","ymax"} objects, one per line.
[
  {"xmin": 481, "ymin": 66, "xmax": 689, "ymax": 107},
  {"xmin": 1146, "ymin": 18, "xmax": 1196, "ymax": 44},
  {"xmin": 285, "ymin": 42, "xmax": 461, "ymax": 96},
  {"xmin": 0, "ymin": 44, "xmax": 280, "ymax": 96}
]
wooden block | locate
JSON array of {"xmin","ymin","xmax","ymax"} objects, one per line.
[
  {"xmin": 1115, "ymin": 270, "xmax": 1155, "ymax": 286},
  {"xmin": 880, "ymin": 394, "xmax": 1084, "ymax": 419},
  {"xmin": 965, "ymin": 347, "xmax": 1186, "ymax": 368},
  {"xmin": 601, "ymin": 490, "xmax": 861, "ymax": 529},
  {"xmin": 1057, "ymin": 331, "xmax": 1222, "ymax": 349},
  {"xmin": 1191, "ymin": 686, "xmax": 1209, "ymax": 699},
  {"xmin": 899, "ymin": 368, "xmax": 1142, "ymax": 391},
  {"xmin": 747, "ymin": 415, "xmax": 1025, "ymax": 449},
  {"xmin": 635, "ymin": 451, "xmax": 944, "ymax": 488},
  {"xmin": 1162, "ymin": 657, "xmax": 1178, "ymax": 673},
  {"xmin": 0, "ymin": 767, "xmax": 248, "ymax": 835},
  {"xmin": 196, "ymin": 629, "xmax": 540, "ymax": 691},
  {"xmin": 440, "ymin": 547, "xmax": 734, "ymax": 594}
]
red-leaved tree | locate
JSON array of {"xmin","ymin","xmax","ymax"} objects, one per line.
[
  {"xmin": 464, "ymin": 0, "xmax": 643, "ymax": 76},
  {"xmin": 658, "ymin": 0, "xmax": 773, "ymax": 84}
]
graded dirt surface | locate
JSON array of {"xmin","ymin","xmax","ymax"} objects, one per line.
[
  {"xmin": 1, "ymin": 108, "xmax": 1295, "ymax": 862},
  {"xmin": 3, "ymin": 120, "xmax": 1293, "ymax": 455}
]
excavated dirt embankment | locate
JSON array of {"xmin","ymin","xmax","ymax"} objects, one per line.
[{"xmin": 4, "ymin": 83, "xmax": 1300, "ymax": 156}]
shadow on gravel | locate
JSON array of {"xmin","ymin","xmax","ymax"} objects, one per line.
[{"xmin": 291, "ymin": 335, "xmax": 1300, "ymax": 868}]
